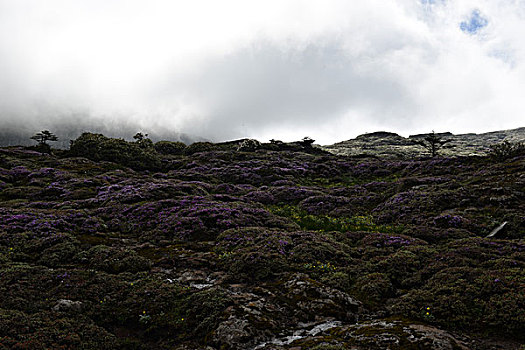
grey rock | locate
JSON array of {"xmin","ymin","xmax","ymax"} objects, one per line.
[
  {"xmin": 321, "ymin": 127, "xmax": 525, "ymax": 158},
  {"xmin": 52, "ymin": 299, "xmax": 83, "ymax": 313},
  {"xmin": 341, "ymin": 319, "xmax": 469, "ymax": 350},
  {"xmin": 213, "ymin": 315, "xmax": 273, "ymax": 349},
  {"xmin": 282, "ymin": 273, "xmax": 362, "ymax": 321}
]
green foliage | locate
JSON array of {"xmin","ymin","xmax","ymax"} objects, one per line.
[
  {"xmin": 183, "ymin": 288, "xmax": 232, "ymax": 337},
  {"xmin": 412, "ymin": 131, "xmax": 452, "ymax": 157},
  {"xmin": 269, "ymin": 205, "xmax": 402, "ymax": 234},
  {"xmin": 68, "ymin": 132, "xmax": 161, "ymax": 170},
  {"xmin": 30, "ymin": 130, "xmax": 58, "ymax": 145},
  {"xmin": 29, "ymin": 130, "xmax": 58, "ymax": 154},
  {"xmin": 75, "ymin": 245, "xmax": 152, "ymax": 274},
  {"xmin": 183, "ymin": 142, "xmax": 215, "ymax": 155},
  {"xmin": 132, "ymin": 132, "xmax": 154, "ymax": 150},
  {"xmin": 319, "ymin": 271, "xmax": 352, "ymax": 291},
  {"xmin": 489, "ymin": 140, "xmax": 525, "ymax": 161},
  {"xmin": 391, "ymin": 266, "xmax": 525, "ymax": 338},
  {"xmin": 222, "ymin": 250, "xmax": 287, "ymax": 281},
  {"xmin": 300, "ymin": 136, "xmax": 315, "ymax": 148},
  {"xmin": 303, "ymin": 261, "xmax": 337, "ymax": 272},
  {"xmin": 1, "ymin": 136, "xmax": 524, "ymax": 347},
  {"xmin": 154, "ymin": 140, "xmax": 186, "ymax": 155},
  {"xmin": 354, "ymin": 272, "xmax": 394, "ymax": 304}
]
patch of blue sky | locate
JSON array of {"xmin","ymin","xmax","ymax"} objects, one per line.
[
  {"xmin": 420, "ymin": 0, "xmax": 445, "ymax": 6},
  {"xmin": 460, "ymin": 10, "xmax": 489, "ymax": 34},
  {"xmin": 489, "ymin": 49, "xmax": 516, "ymax": 68}
]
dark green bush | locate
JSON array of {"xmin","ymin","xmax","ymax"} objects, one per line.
[
  {"xmin": 154, "ymin": 141, "xmax": 186, "ymax": 155},
  {"xmin": 354, "ymin": 272, "xmax": 394, "ymax": 304},
  {"xmin": 76, "ymin": 245, "xmax": 152, "ymax": 274},
  {"xmin": 68, "ymin": 133, "xmax": 161, "ymax": 170},
  {"xmin": 391, "ymin": 266, "xmax": 525, "ymax": 338},
  {"xmin": 220, "ymin": 250, "xmax": 287, "ymax": 281},
  {"xmin": 26, "ymin": 143, "xmax": 52, "ymax": 154},
  {"xmin": 183, "ymin": 142, "xmax": 215, "ymax": 155},
  {"xmin": 489, "ymin": 141, "xmax": 525, "ymax": 160}
]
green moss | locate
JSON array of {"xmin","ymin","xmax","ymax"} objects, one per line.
[
  {"xmin": 353, "ymin": 272, "xmax": 394, "ymax": 306},
  {"xmin": 269, "ymin": 205, "xmax": 403, "ymax": 234},
  {"xmin": 154, "ymin": 141, "xmax": 186, "ymax": 155},
  {"xmin": 75, "ymin": 245, "xmax": 152, "ymax": 274},
  {"xmin": 77, "ymin": 233, "xmax": 113, "ymax": 246}
]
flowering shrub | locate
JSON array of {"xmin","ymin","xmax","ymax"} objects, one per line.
[
  {"xmin": 0, "ymin": 136, "xmax": 524, "ymax": 347},
  {"xmin": 433, "ymin": 214, "xmax": 465, "ymax": 228}
]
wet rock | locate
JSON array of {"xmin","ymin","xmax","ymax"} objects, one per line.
[
  {"xmin": 213, "ymin": 315, "xmax": 273, "ymax": 349},
  {"xmin": 335, "ymin": 319, "xmax": 469, "ymax": 349},
  {"xmin": 281, "ymin": 273, "xmax": 362, "ymax": 321},
  {"xmin": 270, "ymin": 319, "xmax": 471, "ymax": 350}
]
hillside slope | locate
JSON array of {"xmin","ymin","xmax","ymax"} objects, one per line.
[{"xmin": 0, "ymin": 143, "xmax": 523, "ymax": 349}]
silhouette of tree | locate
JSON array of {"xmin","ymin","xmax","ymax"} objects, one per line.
[
  {"xmin": 300, "ymin": 136, "xmax": 315, "ymax": 148},
  {"xmin": 413, "ymin": 131, "xmax": 451, "ymax": 157},
  {"xmin": 30, "ymin": 130, "xmax": 58, "ymax": 145},
  {"xmin": 133, "ymin": 132, "xmax": 148, "ymax": 142},
  {"xmin": 133, "ymin": 132, "xmax": 153, "ymax": 149}
]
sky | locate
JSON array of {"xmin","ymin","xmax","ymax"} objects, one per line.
[{"xmin": 0, "ymin": 0, "xmax": 524, "ymax": 144}]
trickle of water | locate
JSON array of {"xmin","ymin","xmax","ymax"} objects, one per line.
[
  {"xmin": 190, "ymin": 283, "xmax": 213, "ymax": 289},
  {"xmin": 253, "ymin": 320, "xmax": 342, "ymax": 349}
]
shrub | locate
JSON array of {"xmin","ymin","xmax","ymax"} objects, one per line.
[
  {"xmin": 489, "ymin": 141, "xmax": 525, "ymax": 161},
  {"xmin": 236, "ymin": 139, "xmax": 261, "ymax": 152},
  {"xmin": 270, "ymin": 205, "xmax": 402, "ymax": 234},
  {"xmin": 183, "ymin": 142, "xmax": 215, "ymax": 155},
  {"xmin": 154, "ymin": 141, "xmax": 186, "ymax": 155},
  {"xmin": 223, "ymin": 250, "xmax": 286, "ymax": 281},
  {"xmin": 68, "ymin": 133, "xmax": 161, "ymax": 170},
  {"xmin": 75, "ymin": 245, "xmax": 152, "ymax": 273},
  {"xmin": 354, "ymin": 272, "xmax": 393, "ymax": 304},
  {"xmin": 300, "ymin": 136, "xmax": 315, "ymax": 148},
  {"xmin": 132, "ymin": 132, "xmax": 154, "ymax": 150}
]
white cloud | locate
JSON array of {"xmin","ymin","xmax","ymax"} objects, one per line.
[{"xmin": 0, "ymin": 0, "xmax": 524, "ymax": 144}]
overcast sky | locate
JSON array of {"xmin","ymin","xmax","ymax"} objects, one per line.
[{"xmin": 1, "ymin": 0, "xmax": 524, "ymax": 144}]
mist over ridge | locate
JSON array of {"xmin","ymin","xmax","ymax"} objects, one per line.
[{"xmin": 1, "ymin": 1, "xmax": 525, "ymax": 144}]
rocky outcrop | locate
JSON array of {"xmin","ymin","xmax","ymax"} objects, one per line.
[
  {"xmin": 254, "ymin": 319, "xmax": 472, "ymax": 349},
  {"xmin": 52, "ymin": 299, "xmax": 83, "ymax": 312},
  {"xmin": 321, "ymin": 127, "xmax": 525, "ymax": 158}
]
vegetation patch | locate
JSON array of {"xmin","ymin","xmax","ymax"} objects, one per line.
[{"xmin": 0, "ymin": 136, "xmax": 523, "ymax": 349}]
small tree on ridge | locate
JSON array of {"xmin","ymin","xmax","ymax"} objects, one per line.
[
  {"xmin": 413, "ymin": 131, "xmax": 452, "ymax": 157},
  {"xmin": 30, "ymin": 130, "xmax": 58, "ymax": 145}
]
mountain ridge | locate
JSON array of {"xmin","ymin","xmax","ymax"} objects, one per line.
[{"xmin": 321, "ymin": 127, "xmax": 525, "ymax": 158}]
